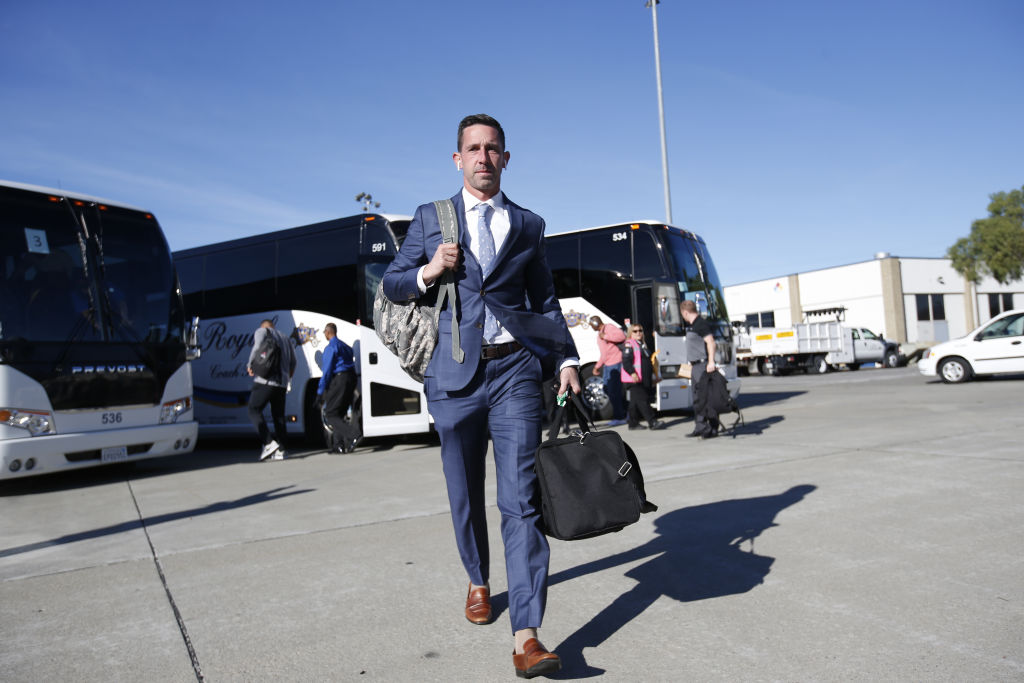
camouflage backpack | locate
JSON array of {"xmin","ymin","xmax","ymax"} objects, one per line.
[{"xmin": 372, "ymin": 199, "xmax": 464, "ymax": 382}]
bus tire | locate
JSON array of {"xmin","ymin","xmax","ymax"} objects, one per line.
[{"xmin": 580, "ymin": 363, "xmax": 613, "ymax": 421}]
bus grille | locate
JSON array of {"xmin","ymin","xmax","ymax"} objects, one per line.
[{"xmin": 64, "ymin": 444, "xmax": 153, "ymax": 462}]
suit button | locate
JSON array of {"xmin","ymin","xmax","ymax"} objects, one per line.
[
  {"xmin": 480, "ymin": 289, "xmax": 485, "ymax": 296},
  {"xmin": 475, "ymin": 323, "xmax": 483, "ymax": 329}
]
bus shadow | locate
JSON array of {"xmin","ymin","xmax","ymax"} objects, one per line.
[
  {"xmin": 736, "ymin": 391, "xmax": 805, "ymax": 409},
  {"xmin": 0, "ymin": 485, "xmax": 313, "ymax": 559},
  {"xmin": 542, "ymin": 484, "xmax": 817, "ymax": 678}
]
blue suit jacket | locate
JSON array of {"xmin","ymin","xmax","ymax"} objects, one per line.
[{"xmin": 382, "ymin": 192, "xmax": 577, "ymax": 392}]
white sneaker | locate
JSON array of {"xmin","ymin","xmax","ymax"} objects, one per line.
[
  {"xmin": 270, "ymin": 451, "xmax": 286, "ymax": 461},
  {"xmin": 259, "ymin": 440, "xmax": 280, "ymax": 461}
]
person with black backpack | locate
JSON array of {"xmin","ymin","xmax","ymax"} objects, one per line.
[{"xmin": 247, "ymin": 319, "xmax": 296, "ymax": 461}]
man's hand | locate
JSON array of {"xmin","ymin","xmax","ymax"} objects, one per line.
[
  {"xmin": 591, "ymin": 366, "xmax": 601, "ymax": 376},
  {"xmin": 422, "ymin": 243, "xmax": 460, "ymax": 285},
  {"xmin": 247, "ymin": 367, "xmax": 254, "ymax": 377},
  {"xmin": 558, "ymin": 366, "xmax": 582, "ymax": 396}
]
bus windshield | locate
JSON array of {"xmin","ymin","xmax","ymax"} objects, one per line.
[
  {"xmin": 662, "ymin": 230, "xmax": 729, "ymax": 324},
  {"xmin": 0, "ymin": 194, "xmax": 181, "ymax": 346},
  {"xmin": 95, "ymin": 208, "xmax": 183, "ymax": 344}
]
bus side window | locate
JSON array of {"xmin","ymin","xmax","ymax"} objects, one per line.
[
  {"xmin": 580, "ymin": 229, "xmax": 631, "ymax": 323},
  {"xmin": 277, "ymin": 227, "xmax": 359, "ymax": 321},
  {"xmin": 546, "ymin": 235, "xmax": 579, "ymax": 298},
  {"xmin": 205, "ymin": 244, "xmax": 276, "ymax": 319},
  {"xmin": 632, "ymin": 231, "xmax": 665, "ymax": 279}
]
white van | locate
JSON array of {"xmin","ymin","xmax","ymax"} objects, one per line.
[{"xmin": 918, "ymin": 309, "xmax": 1024, "ymax": 383}]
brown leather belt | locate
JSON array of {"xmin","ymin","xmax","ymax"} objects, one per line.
[{"xmin": 480, "ymin": 341, "xmax": 523, "ymax": 360}]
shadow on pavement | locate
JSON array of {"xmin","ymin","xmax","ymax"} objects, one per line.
[
  {"xmin": 0, "ymin": 431, "xmax": 441, "ymax": 494},
  {"xmin": 0, "ymin": 485, "xmax": 313, "ymax": 558},
  {"xmin": 736, "ymin": 391, "xmax": 805, "ymax": 409},
  {"xmin": 546, "ymin": 484, "xmax": 817, "ymax": 678}
]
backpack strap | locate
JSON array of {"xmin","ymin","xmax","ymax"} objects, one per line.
[{"xmin": 432, "ymin": 199, "xmax": 465, "ymax": 364}]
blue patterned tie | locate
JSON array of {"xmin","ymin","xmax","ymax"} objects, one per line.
[{"xmin": 475, "ymin": 203, "xmax": 499, "ymax": 339}]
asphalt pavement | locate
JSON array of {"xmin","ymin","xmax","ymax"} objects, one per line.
[{"xmin": 1, "ymin": 367, "xmax": 1022, "ymax": 682}]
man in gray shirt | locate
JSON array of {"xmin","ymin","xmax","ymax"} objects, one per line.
[
  {"xmin": 680, "ymin": 300, "xmax": 718, "ymax": 438},
  {"xmin": 247, "ymin": 319, "xmax": 297, "ymax": 460}
]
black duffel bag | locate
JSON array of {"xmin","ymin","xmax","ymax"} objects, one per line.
[{"xmin": 534, "ymin": 394, "xmax": 657, "ymax": 541}]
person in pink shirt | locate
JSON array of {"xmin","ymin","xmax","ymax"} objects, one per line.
[{"xmin": 590, "ymin": 316, "xmax": 627, "ymax": 426}]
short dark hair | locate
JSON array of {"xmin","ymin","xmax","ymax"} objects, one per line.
[
  {"xmin": 325, "ymin": 322, "xmax": 337, "ymax": 335},
  {"xmin": 457, "ymin": 114, "xmax": 505, "ymax": 152}
]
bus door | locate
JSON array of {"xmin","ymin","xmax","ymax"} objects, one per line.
[
  {"xmin": 635, "ymin": 282, "xmax": 690, "ymax": 412},
  {"xmin": 356, "ymin": 248, "xmax": 432, "ymax": 438}
]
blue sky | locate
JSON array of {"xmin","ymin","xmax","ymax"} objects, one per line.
[{"xmin": 3, "ymin": 0, "xmax": 1022, "ymax": 285}]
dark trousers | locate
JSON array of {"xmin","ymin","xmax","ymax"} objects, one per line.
[
  {"xmin": 626, "ymin": 382, "xmax": 656, "ymax": 427},
  {"xmin": 323, "ymin": 370, "xmax": 359, "ymax": 448},
  {"xmin": 602, "ymin": 363, "xmax": 626, "ymax": 420},
  {"xmin": 691, "ymin": 363, "xmax": 720, "ymax": 435},
  {"xmin": 424, "ymin": 347, "xmax": 549, "ymax": 633},
  {"xmin": 248, "ymin": 382, "xmax": 287, "ymax": 446}
]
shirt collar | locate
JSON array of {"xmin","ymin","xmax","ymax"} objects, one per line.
[{"xmin": 462, "ymin": 188, "xmax": 504, "ymax": 213}]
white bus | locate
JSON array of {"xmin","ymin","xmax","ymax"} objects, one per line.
[
  {"xmin": 173, "ymin": 213, "xmax": 429, "ymax": 441},
  {"xmin": 545, "ymin": 220, "xmax": 740, "ymax": 418},
  {"xmin": 0, "ymin": 181, "xmax": 198, "ymax": 479}
]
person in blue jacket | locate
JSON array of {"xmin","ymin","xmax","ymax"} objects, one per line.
[{"xmin": 317, "ymin": 322, "xmax": 361, "ymax": 453}]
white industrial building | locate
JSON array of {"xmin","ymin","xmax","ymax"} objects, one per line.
[{"xmin": 724, "ymin": 254, "xmax": 1023, "ymax": 350}]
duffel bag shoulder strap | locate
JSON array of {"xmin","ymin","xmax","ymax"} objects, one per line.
[{"xmin": 432, "ymin": 199, "xmax": 464, "ymax": 364}]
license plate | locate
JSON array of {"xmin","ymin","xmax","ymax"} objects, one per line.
[{"xmin": 101, "ymin": 446, "xmax": 128, "ymax": 463}]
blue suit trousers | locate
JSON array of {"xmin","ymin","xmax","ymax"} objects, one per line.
[{"xmin": 425, "ymin": 346, "xmax": 549, "ymax": 633}]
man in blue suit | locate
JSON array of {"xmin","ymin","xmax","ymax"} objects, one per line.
[{"xmin": 382, "ymin": 114, "xmax": 580, "ymax": 679}]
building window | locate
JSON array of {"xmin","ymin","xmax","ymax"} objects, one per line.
[
  {"xmin": 916, "ymin": 294, "xmax": 945, "ymax": 321},
  {"xmin": 744, "ymin": 311, "xmax": 775, "ymax": 328},
  {"xmin": 988, "ymin": 293, "xmax": 1014, "ymax": 316}
]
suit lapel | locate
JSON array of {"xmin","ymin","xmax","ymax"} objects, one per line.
[
  {"xmin": 490, "ymin": 193, "xmax": 522, "ymax": 276},
  {"xmin": 451, "ymin": 191, "xmax": 483, "ymax": 278}
]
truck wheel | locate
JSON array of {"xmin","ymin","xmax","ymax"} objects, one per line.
[
  {"xmin": 580, "ymin": 363, "xmax": 613, "ymax": 420},
  {"xmin": 884, "ymin": 349, "xmax": 900, "ymax": 368},
  {"xmin": 847, "ymin": 362, "xmax": 860, "ymax": 371},
  {"xmin": 939, "ymin": 357, "xmax": 972, "ymax": 384},
  {"xmin": 813, "ymin": 355, "xmax": 829, "ymax": 374}
]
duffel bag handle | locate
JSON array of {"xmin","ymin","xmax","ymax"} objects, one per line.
[{"xmin": 546, "ymin": 392, "xmax": 595, "ymax": 442}]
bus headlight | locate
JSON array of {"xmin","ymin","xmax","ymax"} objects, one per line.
[
  {"xmin": 0, "ymin": 408, "xmax": 55, "ymax": 436},
  {"xmin": 159, "ymin": 397, "xmax": 193, "ymax": 424}
]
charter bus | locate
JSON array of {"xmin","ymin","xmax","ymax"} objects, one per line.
[
  {"xmin": 545, "ymin": 220, "xmax": 739, "ymax": 418},
  {"xmin": 0, "ymin": 181, "xmax": 198, "ymax": 479},
  {"xmin": 173, "ymin": 213, "xmax": 428, "ymax": 441}
]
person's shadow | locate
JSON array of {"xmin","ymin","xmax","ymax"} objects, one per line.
[{"xmin": 548, "ymin": 484, "xmax": 817, "ymax": 678}]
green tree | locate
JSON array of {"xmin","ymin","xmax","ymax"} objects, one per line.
[{"xmin": 947, "ymin": 185, "xmax": 1024, "ymax": 284}]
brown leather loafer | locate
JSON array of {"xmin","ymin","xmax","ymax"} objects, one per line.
[
  {"xmin": 465, "ymin": 583, "xmax": 492, "ymax": 625},
  {"xmin": 513, "ymin": 638, "xmax": 561, "ymax": 679}
]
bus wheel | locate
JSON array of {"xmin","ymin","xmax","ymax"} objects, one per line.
[{"xmin": 580, "ymin": 363, "xmax": 613, "ymax": 421}]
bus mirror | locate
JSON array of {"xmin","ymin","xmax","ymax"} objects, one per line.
[
  {"xmin": 186, "ymin": 316, "xmax": 201, "ymax": 360},
  {"xmin": 694, "ymin": 292, "xmax": 708, "ymax": 314}
]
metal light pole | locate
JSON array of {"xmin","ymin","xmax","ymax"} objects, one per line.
[{"xmin": 647, "ymin": 0, "xmax": 673, "ymax": 224}]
